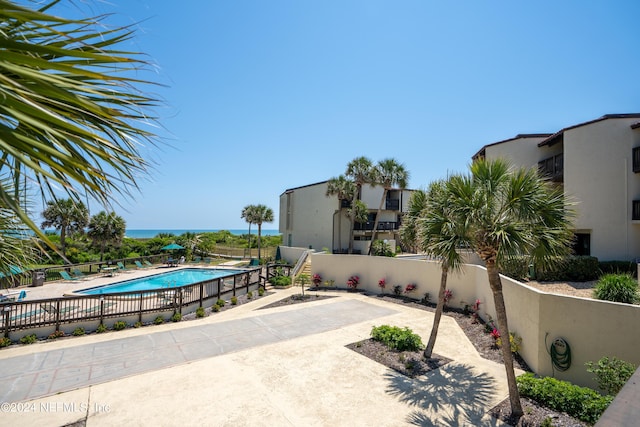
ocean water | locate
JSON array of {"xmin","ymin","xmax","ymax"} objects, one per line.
[{"xmin": 124, "ymin": 229, "xmax": 280, "ymax": 239}]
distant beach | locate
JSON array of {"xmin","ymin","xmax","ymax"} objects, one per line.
[{"xmin": 124, "ymin": 229, "xmax": 281, "ymax": 239}]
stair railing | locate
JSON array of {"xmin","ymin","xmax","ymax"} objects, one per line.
[{"xmin": 291, "ymin": 250, "xmax": 312, "ymax": 278}]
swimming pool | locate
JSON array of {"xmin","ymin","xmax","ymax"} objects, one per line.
[{"xmin": 77, "ymin": 268, "xmax": 244, "ymax": 295}]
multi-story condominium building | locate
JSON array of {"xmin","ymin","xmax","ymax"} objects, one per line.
[
  {"xmin": 473, "ymin": 113, "xmax": 640, "ymax": 261},
  {"xmin": 279, "ymin": 181, "xmax": 414, "ymax": 254}
]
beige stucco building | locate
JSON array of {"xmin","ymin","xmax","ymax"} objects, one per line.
[
  {"xmin": 474, "ymin": 113, "xmax": 640, "ymax": 261},
  {"xmin": 279, "ymin": 181, "xmax": 413, "ymax": 254}
]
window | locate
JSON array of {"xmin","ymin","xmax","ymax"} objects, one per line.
[
  {"xmin": 572, "ymin": 233, "xmax": 590, "ymax": 256},
  {"xmin": 633, "ymin": 200, "xmax": 640, "ymax": 220},
  {"xmin": 633, "ymin": 147, "xmax": 640, "ymax": 173}
]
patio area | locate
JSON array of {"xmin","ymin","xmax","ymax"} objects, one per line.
[{"xmin": 0, "ymin": 286, "xmax": 513, "ymax": 426}]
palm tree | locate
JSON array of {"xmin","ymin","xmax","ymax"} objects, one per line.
[
  {"xmin": 446, "ymin": 159, "xmax": 575, "ymax": 418},
  {"xmin": 345, "ymin": 156, "xmax": 374, "ymax": 254},
  {"xmin": 41, "ymin": 198, "xmax": 89, "ymax": 257},
  {"xmin": 325, "ymin": 176, "xmax": 356, "ymax": 253},
  {"xmin": 0, "ymin": 2, "xmax": 160, "ymax": 253},
  {"xmin": 241, "ymin": 205, "xmax": 257, "ymax": 255},
  {"xmin": 87, "ymin": 211, "xmax": 126, "ymax": 261},
  {"xmin": 348, "ymin": 200, "xmax": 369, "ymax": 234},
  {"xmin": 251, "ymin": 204, "xmax": 274, "ymax": 261},
  {"xmin": 369, "ymin": 158, "xmax": 409, "ymax": 254},
  {"xmin": 415, "ymin": 181, "xmax": 466, "ymax": 359}
]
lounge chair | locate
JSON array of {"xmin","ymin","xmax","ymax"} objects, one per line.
[
  {"xmin": 72, "ymin": 268, "xmax": 91, "ymax": 280},
  {"xmin": 117, "ymin": 262, "xmax": 133, "ymax": 273},
  {"xmin": 191, "ymin": 256, "xmax": 201, "ymax": 264},
  {"xmin": 144, "ymin": 260, "xmax": 154, "ymax": 268},
  {"xmin": 135, "ymin": 261, "xmax": 149, "ymax": 269},
  {"xmin": 41, "ymin": 303, "xmax": 78, "ymax": 319},
  {"xmin": 248, "ymin": 258, "xmax": 260, "ymax": 266},
  {"xmin": 59, "ymin": 271, "xmax": 79, "ymax": 281}
]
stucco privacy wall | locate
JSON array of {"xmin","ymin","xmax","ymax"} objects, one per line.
[
  {"xmin": 278, "ymin": 246, "xmax": 312, "ymax": 265},
  {"xmin": 310, "ymin": 253, "xmax": 640, "ymax": 389}
]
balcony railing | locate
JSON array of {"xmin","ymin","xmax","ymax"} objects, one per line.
[
  {"xmin": 538, "ymin": 153, "xmax": 564, "ymax": 182},
  {"xmin": 354, "ymin": 221, "xmax": 398, "ymax": 231},
  {"xmin": 385, "ymin": 199, "xmax": 400, "ymax": 210}
]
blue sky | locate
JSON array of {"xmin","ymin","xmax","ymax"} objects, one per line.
[{"xmin": 50, "ymin": 1, "xmax": 640, "ymax": 229}]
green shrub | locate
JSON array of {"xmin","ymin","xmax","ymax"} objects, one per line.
[
  {"xmin": 258, "ymin": 288, "xmax": 265, "ymax": 296},
  {"xmin": 535, "ymin": 256, "xmax": 599, "ymax": 281},
  {"xmin": 72, "ymin": 327, "xmax": 85, "ymax": 336},
  {"xmin": 113, "ymin": 321, "xmax": 127, "ymax": 331},
  {"xmin": 247, "ymin": 291, "xmax": 253, "ymax": 299},
  {"xmin": 0, "ymin": 337, "xmax": 11, "ymax": 347},
  {"xmin": 20, "ymin": 334, "xmax": 37, "ymax": 344},
  {"xmin": 500, "ymin": 256, "xmax": 530, "ymax": 281},
  {"xmin": 599, "ymin": 260, "xmax": 637, "ymax": 277},
  {"xmin": 496, "ymin": 332, "xmax": 522, "ymax": 354},
  {"xmin": 271, "ymin": 275, "xmax": 292, "ymax": 287},
  {"xmin": 371, "ymin": 240, "xmax": 395, "ymax": 257},
  {"xmin": 171, "ymin": 312, "xmax": 182, "ymax": 322},
  {"xmin": 212, "ymin": 304, "xmax": 220, "ymax": 312},
  {"xmin": 370, "ymin": 325, "xmax": 424, "ymax": 352},
  {"xmin": 153, "ymin": 316, "xmax": 164, "ymax": 325},
  {"xmin": 216, "ymin": 298, "xmax": 226, "ymax": 307},
  {"xmin": 517, "ymin": 372, "xmax": 613, "ymax": 424},
  {"xmin": 96, "ymin": 323, "xmax": 108, "ymax": 333},
  {"xmin": 133, "ymin": 321, "xmax": 142, "ymax": 328},
  {"xmin": 231, "ymin": 296, "xmax": 238, "ymax": 305},
  {"xmin": 48, "ymin": 330, "xmax": 65, "ymax": 340},
  {"xmin": 586, "ymin": 356, "xmax": 637, "ymax": 395},
  {"xmin": 393, "ymin": 285, "xmax": 402, "ymax": 296},
  {"xmin": 593, "ymin": 274, "xmax": 639, "ymax": 304},
  {"xmin": 196, "ymin": 307, "xmax": 205, "ymax": 318}
]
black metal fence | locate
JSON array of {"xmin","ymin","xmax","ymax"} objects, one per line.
[{"xmin": 1, "ymin": 267, "xmax": 262, "ymax": 338}]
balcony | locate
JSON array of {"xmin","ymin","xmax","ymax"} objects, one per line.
[
  {"xmin": 538, "ymin": 153, "xmax": 564, "ymax": 182},
  {"xmin": 340, "ymin": 199, "xmax": 352, "ymax": 209},
  {"xmin": 354, "ymin": 221, "xmax": 399, "ymax": 231},
  {"xmin": 385, "ymin": 199, "xmax": 400, "ymax": 210},
  {"xmin": 633, "ymin": 147, "xmax": 640, "ymax": 173}
]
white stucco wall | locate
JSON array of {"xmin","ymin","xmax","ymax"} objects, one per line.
[
  {"xmin": 484, "ymin": 136, "xmax": 548, "ymax": 169},
  {"xmin": 563, "ymin": 118, "xmax": 640, "ymax": 260}
]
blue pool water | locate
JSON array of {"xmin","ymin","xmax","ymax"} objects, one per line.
[{"xmin": 77, "ymin": 268, "xmax": 244, "ymax": 295}]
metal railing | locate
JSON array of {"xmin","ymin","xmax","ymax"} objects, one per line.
[{"xmin": 1, "ymin": 268, "xmax": 262, "ymax": 337}]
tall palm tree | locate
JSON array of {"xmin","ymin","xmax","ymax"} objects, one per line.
[
  {"xmin": 241, "ymin": 205, "xmax": 257, "ymax": 254},
  {"xmin": 87, "ymin": 211, "xmax": 126, "ymax": 261},
  {"xmin": 446, "ymin": 159, "xmax": 575, "ymax": 418},
  {"xmin": 325, "ymin": 175, "xmax": 356, "ymax": 253},
  {"xmin": 251, "ymin": 204, "xmax": 274, "ymax": 261},
  {"xmin": 415, "ymin": 181, "xmax": 466, "ymax": 359},
  {"xmin": 0, "ymin": 2, "xmax": 160, "ymax": 254},
  {"xmin": 41, "ymin": 198, "xmax": 89, "ymax": 257},
  {"xmin": 369, "ymin": 158, "xmax": 409, "ymax": 254},
  {"xmin": 345, "ymin": 156, "xmax": 374, "ymax": 254}
]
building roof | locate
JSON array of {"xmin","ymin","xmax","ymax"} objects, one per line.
[
  {"xmin": 631, "ymin": 122, "xmax": 640, "ymax": 130},
  {"xmin": 472, "ymin": 134, "xmax": 552, "ymax": 160},
  {"xmin": 539, "ymin": 114, "xmax": 640, "ymax": 147},
  {"xmin": 281, "ymin": 180, "xmax": 329, "ymax": 196}
]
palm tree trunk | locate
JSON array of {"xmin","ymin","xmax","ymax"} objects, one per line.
[
  {"xmin": 486, "ymin": 260, "xmax": 524, "ymax": 418},
  {"xmin": 424, "ymin": 263, "xmax": 448, "ymax": 358},
  {"xmin": 257, "ymin": 223, "xmax": 262, "ymax": 260},
  {"xmin": 336, "ymin": 205, "xmax": 342, "ymax": 253},
  {"xmin": 247, "ymin": 223, "xmax": 252, "ymax": 258},
  {"xmin": 348, "ymin": 191, "xmax": 358, "ymax": 254},
  {"xmin": 368, "ymin": 188, "xmax": 387, "ymax": 254}
]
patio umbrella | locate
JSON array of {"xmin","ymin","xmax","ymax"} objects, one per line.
[{"xmin": 161, "ymin": 243, "xmax": 184, "ymax": 251}]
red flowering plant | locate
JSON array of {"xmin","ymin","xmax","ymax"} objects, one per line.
[
  {"xmin": 443, "ymin": 289, "xmax": 453, "ymax": 306},
  {"xmin": 471, "ymin": 299, "xmax": 481, "ymax": 323},
  {"xmin": 404, "ymin": 283, "xmax": 417, "ymax": 293},
  {"xmin": 378, "ymin": 278, "xmax": 386, "ymax": 289},
  {"xmin": 346, "ymin": 275, "xmax": 360, "ymax": 290},
  {"xmin": 490, "ymin": 328, "xmax": 501, "ymax": 341},
  {"xmin": 312, "ymin": 274, "xmax": 322, "ymax": 287}
]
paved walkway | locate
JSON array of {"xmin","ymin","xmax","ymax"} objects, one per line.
[{"xmin": 0, "ymin": 288, "xmax": 512, "ymax": 426}]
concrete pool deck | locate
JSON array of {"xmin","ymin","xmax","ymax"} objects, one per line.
[{"xmin": 0, "ymin": 286, "xmax": 513, "ymax": 426}]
